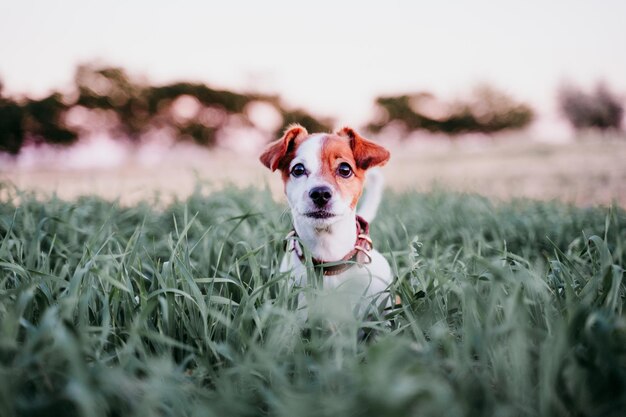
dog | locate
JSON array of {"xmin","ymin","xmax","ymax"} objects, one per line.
[{"xmin": 260, "ymin": 124, "xmax": 393, "ymax": 318}]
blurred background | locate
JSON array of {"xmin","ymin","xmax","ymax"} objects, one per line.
[{"xmin": 1, "ymin": 0, "xmax": 625, "ymax": 206}]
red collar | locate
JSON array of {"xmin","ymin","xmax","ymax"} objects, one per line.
[{"xmin": 286, "ymin": 215, "xmax": 373, "ymax": 276}]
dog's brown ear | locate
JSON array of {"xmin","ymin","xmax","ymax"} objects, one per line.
[
  {"xmin": 260, "ymin": 124, "xmax": 308, "ymax": 171},
  {"xmin": 337, "ymin": 127, "xmax": 390, "ymax": 170}
]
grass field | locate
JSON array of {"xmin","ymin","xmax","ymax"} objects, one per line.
[{"xmin": 0, "ymin": 183, "xmax": 625, "ymax": 417}]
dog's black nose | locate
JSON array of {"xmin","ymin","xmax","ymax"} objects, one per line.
[{"xmin": 309, "ymin": 186, "xmax": 332, "ymax": 207}]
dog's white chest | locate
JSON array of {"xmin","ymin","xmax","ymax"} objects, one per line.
[{"xmin": 281, "ymin": 248, "xmax": 393, "ymax": 315}]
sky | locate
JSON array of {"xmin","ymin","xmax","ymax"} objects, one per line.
[{"xmin": 1, "ymin": 0, "xmax": 625, "ymax": 130}]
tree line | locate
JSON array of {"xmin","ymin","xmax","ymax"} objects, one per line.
[
  {"xmin": 1, "ymin": 63, "xmax": 623, "ymax": 154},
  {"xmin": 0, "ymin": 64, "xmax": 332, "ymax": 155}
]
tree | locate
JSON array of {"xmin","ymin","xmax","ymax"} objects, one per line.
[
  {"xmin": 367, "ymin": 86, "xmax": 534, "ymax": 136},
  {"xmin": 0, "ymin": 81, "xmax": 25, "ymax": 154},
  {"xmin": 22, "ymin": 93, "xmax": 78, "ymax": 146},
  {"xmin": 0, "ymin": 82, "xmax": 77, "ymax": 154},
  {"xmin": 558, "ymin": 82, "xmax": 623, "ymax": 132}
]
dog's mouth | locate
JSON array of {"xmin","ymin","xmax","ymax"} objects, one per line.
[{"xmin": 304, "ymin": 210, "xmax": 336, "ymax": 219}]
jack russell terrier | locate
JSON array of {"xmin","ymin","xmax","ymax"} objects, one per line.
[{"xmin": 260, "ymin": 124, "xmax": 394, "ymax": 318}]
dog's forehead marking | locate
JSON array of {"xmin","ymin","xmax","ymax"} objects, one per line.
[
  {"xmin": 291, "ymin": 134, "xmax": 355, "ymax": 170},
  {"xmin": 290, "ymin": 133, "xmax": 326, "ymax": 173}
]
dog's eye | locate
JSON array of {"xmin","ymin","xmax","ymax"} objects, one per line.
[
  {"xmin": 337, "ymin": 162, "xmax": 353, "ymax": 178},
  {"xmin": 291, "ymin": 163, "xmax": 306, "ymax": 177}
]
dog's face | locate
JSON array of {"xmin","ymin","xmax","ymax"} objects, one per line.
[{"xmin": 260, "ymin": 125, "xmax": 390, "ymax": 226}]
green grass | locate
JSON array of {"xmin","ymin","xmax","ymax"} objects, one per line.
[{"xmin": 0, "ymin": 182, "xmax": 624, "ymax": 417}]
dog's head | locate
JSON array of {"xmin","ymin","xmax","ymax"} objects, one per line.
[{"xmin": 260, "ymin": 124, "xmax": 390, "ymax": 226}]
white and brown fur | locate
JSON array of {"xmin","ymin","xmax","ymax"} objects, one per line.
[{"xmin": 260, "ymin": 124, "xmax": 392, "ymax": 317}]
